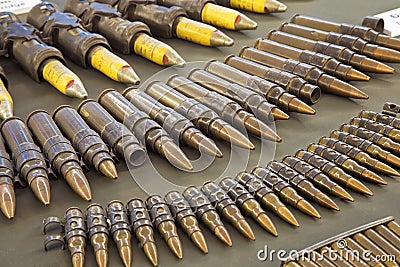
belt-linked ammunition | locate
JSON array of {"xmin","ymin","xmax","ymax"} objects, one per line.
[
  {"xmin": 0, "ymin": 12, "xmax": 87, "ymax": 98},
  {"xmin": 53, "ymin": 105, "xmax": 118, "ymax": 179},
  {"xmin": 340, "ymin": 124, "xmax": 400, "ymax": 155},
  {"xmin": 27, "ymin": 2, "xmax": 140, "ymax": 84},
  {"xmin": 350, "ymin": 118, "xmax": 400, "ymax": 143},
  {"xmin": 254, "ymin": 38, "xmax": 369, "ymax": 81},
  {"xmin": 167, "ymin": 75, "xmax": 281, "ymax": 142},
  {"xmin": 267, "ymin": 161, "xmax": 339, "ymax": 210},
  {"xmin": 225, "ymin": 55, "xmax": 321, "ymax": 105},
  {"xmin": 282, "ymin": 156, "xmax": 353, "ymax": 201},
  {"xmin": 251, "ymin": 166, "xmax": 321, "ymax": 218},
  {"xmin": 27, "ymin": 110, "xmax": 92, "ymax": 201},
  {"xmin": 115, "ymin": 0, "xmax": 234, "ymax": 46},
  {"xmin": 64, "ymin": 207, "xmax": 87, "ymax": 267},
  {"xmin": 123, "ymin": 88, "xmax": 222, "ymax": 157},
  {"xmin": 188, "ymin": 68, "xmax": 289, "ymax": 122},
  {"xmin": 126, "ymin": 198, "xmax": 158, "ymax": 266},
  {"xmin": 0, "ymin": 117, "xmax": 50, "ymax": 205},
  {"xmin": 214, "ymin": 0, "xmax": 287, "ymax": 13},
  {"xmin": 307, "ymin": 144, "xmax": 387, "ymax": 185},
  {"xmin": 219, "ymin": 177, "xmax": 278, "ymax": 236},
  {"xmin": 239, "ymin": 47, "xmax": 369, "ymax": 99},
  {"xmin": 156, "ymin": 0, "xmax": 257, "ymax": 30},
  {"xmin": 106, "ymin": 200, "xmax": 132, "ymax": 267},
  {"xmin": 266, "ymin": 30, "xmax": 394, "ymax": 74},
  {"xmin": 77, "ymin": 100, "xmax": 147, "ymax": 167},
  {"xmin": 290, "ymin": 14, "xmax": 400, "ymax": 51},
  {"xmin": 0, "ymin": 134, "xmax": 15, "ymax": 219},
  {"xmin": 330, "ymin": 130, "xmax": 400, "ymax": 169},
  {"xmin": 201, "ymin": 181, "xmax": 255, "ymax": 240},
  {"xmin": 364, "ymin": 229, "xmax": 400, "ymax": 263},
  {"xmin": 318, "ymin": 137, "xmax": 399, "ymax": 177},
  {"xmin": 86, "ymin": 204, "xmax": 109, "ymax": 267},
  {"xmin": 143, "ymin": 81, "xmax": 255, "ymax": 149},
  {"xmin": 64, "ymin": 0, "xmax": 184, "ymax": 66},
  {"xmin": 165, "ymin": 191, "xmax": 208, "ymax": 253},
  {"xmin": 146, "ymin": 195, "xmax": 183, "ymax": 259},
  {"xmin": 359, "ymin": 111, "xmax": 400, "ymax": 130},
  {"xmin": 0, "ymin": 65, "xmax": 13, "ymax": 119},
  {"xmin": 204, "ymin": 60, "xmax": 315, "ymax": 114},
  {"xmin": 295, "ymin": 149, "xmax": 373, "ymax": 196},
  {"xmin": 235, "ymin": 172, "xmax": 299, "ymax": 226},
  {"xmin": 98, "ymin": 89, "xmax": 192, "ymax": 170},
  {"xmin": 280, "ymin": 23, "xmax": 400, "ymax": 63},
  {"xmin": 183, "ymin": 186, "xmax": 232, "ymax": 246}
]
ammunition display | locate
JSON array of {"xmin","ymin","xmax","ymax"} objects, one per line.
[{"xmin": 350, "ymin": 117, "xmax": 400, "ymax": 143}]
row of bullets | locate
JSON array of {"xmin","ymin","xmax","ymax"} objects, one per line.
[
  {"xmin": 226, "ymin": 14, "xmax": 400, "ymax": 101},
  {"xmin": 283, "ymin": 216, "xmax": 400, "ymax": 267}
]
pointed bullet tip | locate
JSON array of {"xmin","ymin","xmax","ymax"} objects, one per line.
[
  {"xmin": 95, "ymin": 249, "xmax": 108, "ymax": 267},
  {"xmin": 163, "ymin": 140, "xmax": 193, "ymax": 170},
  {"xmin": 277, "ymin": 206, "xmax": 299, "ymax": 227},
  {"xmin": 143, "ymin": 242, "xmax": 158, "ymax": 266},
  {"xmin": 191, "ymin": 231, "xmax": 209, "ymax": 254},
  {"xmin": 30, "ymin": 176, "xmax": 51, "ymax": 206},
  {"xmin": 0, "ymin": 184, "xmax": 16, "ymax": 219},
  {"xmin": 72, "ymin": 252, "xmax": 85, "ymax": 267},
  {"xmin": 297, "ymin": 199, "xmax": 321, "ymax": 218},
  {"xmin": 257, "ymin": 213, "xmax": 278, "ymax": 236},
  {"xmin": 118, "ymin": 67, "xmax": 141, "ymax": 85},
  {"xmin": 65, "ymin": 168, "xmax": 92, "ymax": 201},
  {"xmin": 215, "ymin": 225, "xmax": 232, "ymax": 247},
  {"xmin": 272, "ymin": 108, "xmax": 290, "ymax": 120},
  {"xmin": 332, "ymin": 186, "xmax": 354, "ymax": 202},
  {"xmin": 118, "ymin": 245, "xmax": 132, "ymax": 267},
  {"xmin": 237, "ymin": 219, "xmax": 256, "ymax": 240},
  {"xmin": 167, "ymin": 236, "xmax": 183, "ymax": 259},
  {"xmin": 99, "ymin": 160, "xmax": 118, "ymax": 179},
  {"xmin": 234, "ymin": 15, "xmax": 258, "ymax": 30}
]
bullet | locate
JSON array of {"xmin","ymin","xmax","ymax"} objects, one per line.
[
  {"xmin": 290, "ymin": 14, "xmax": 400, "ymax": 51},
  {"xmin": 123, "ymin": 88, "xmax": 222, "ymax": 157},
  {"xmin": 146, "ymin": 195, "xmax": 183, "ymax": 259},
  {"xmin": 86, "ymin": 204, "xmax": 109, "ymax": 267},
  {"xmin": 115, "ymin": 0, "xmax": 233, "ymax": 46},
  {"xmin": 126, "ymin": 198, "xmax": 158, "ymax": 266},
  {"xmin": 282, "ymin": 156, "xmax": 354, "ymax": 201},
  {"xmin": 252, "ymin": 166, "xmax": 321, "ymax": 218},
  {"xmin": 236, "ymin": 172, "xmax": 299, "ymax": 226},
  {"xmin": 27, "ymin": 2, "xmax": 140, "ymax": 84},
  {"xmin": 280, "ymin": 23, "xmax": 400, "ymax": 63},
  {"xmin": 295, "ymin": 149, "xmax": 373, "ymax": 196},
  {"xmin": 183, "ymin": 186, "xmax": 232, "ymax": 246},
  {"xmin": 53, "ymin": 105, "xmax": 117, "ymax": 179},
  {"xmin": 267, "ymin": 161, "xmax": 340, "ymax": 210},
  {"xmin": 319, "ymin": 137, "xmax": 400, "ymax": 177},
  {"xmin": 0, "ymin": 66, "xmax": 13, "ymax": 119},
  {"xmin": 267, "ymin": 30, "xmax": 395, "ymax": 74},
  {"xmin": 214, "ymin": 0, "xmax": 286, "ymax": 13},
  {"xmin": 319, "ymin": 246, "xmax": 353, "ymax": 267},
  {"xmin": 77, "ymin": 99, "xmax": 147, "ymax": 167},
  {"xmin": 188, "ymin": 69, "xmax": 289, "ymax": 122},
  {"xmin": 330, "ymin": 130, "xmax": 400, "ymax": 170},
  {"xmin": 307, "ymin": 144, "xmax": 387, "ymax": 185},
  {"xmin": 350, "ymin": 118, "xmax": 400, "ymax": 143},
  {"xmin": 375, "ymin": 224, "xmax": 400, "ymax": 248},
  {"xmin": 201, "ymin": 182, "xmax": 255, "ymax": 240},
  {"xmin": 0, "ymin": 135, "xmax": 15, "ymax": 219},
  {"xmin": 27, "ymin": 110, "xmax": 92, "ymax": 201},
  {"xmin": 0, "ymin": 12, "xmax": 87, "ymax": 98},
  {"xmin": 64, "ymin": 0, "xmax": 185, "ymax": 66},
  {"xmin": 340, "ymin": 124, "xmax": 400, "ymax": 156},
  {"xmin": 167, "ymin": 75, "xmax": 281, "ymax": 142},
  {"xmin": 165, "ymin": 191, "xmax": 209, "ymax": 252},
  {"xmin": 156, "ymin": 0, "xmax": 256, "ymax": 30},
  {"xmin": 387, "ymin": 221, "xmax": 400, "ymax": 237},
  {"xmin": 344, "ymin": 237, "xmax": 386, "ymax": 267},
  {"xmin": 225, "ymin": 55, "xmax": 321, "ymax": 105},
  {"xmin": 330, "ymin": 241, "xmax": 371, "ymax": 267},
  {"xmin": 64, "ymin": 207, "xmax": 87, "ymax": 267},
  {"xmin": 255, "ymin": 38, "xmax": 369, "ymax": 81},
  {"xmin": 144, "ymin": 81, "xmax": 255, "ymax": 149},
  {"xmin": 1, "ymin": 117, "xmax": 50, "ymax": 205},
  {"xmin": 98, "ymin": 89, "xmax": 192, "ymax": 170},
  {"xmin": 106, "ymin": 200, "xmax": 132, "ymax": 267},
  {"xmin": 219, "ymin": 177, "xmax": 278, "ymax": 236},
  {"xmin": 364, "ymin": 229, "xmax": 400, "ymax": 263},
  {"xmin": 239, "ymin": 47, "xmax": 369, "ymax": 99},
  {"xmin": 359, "ymin": 110, "xmax": 400, "ymax": 130},
  {"xmin": 204, "ymin": 60, "xmax": 315, "ymax": 115}
]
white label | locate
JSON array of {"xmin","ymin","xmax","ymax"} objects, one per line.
[
  {"xmin": 0, "ymin": 0, "xmax": 41, "ymax": 15},
  {"xmin": 375, "ymin": 8, "xmax": 400, "ymax": 37}
]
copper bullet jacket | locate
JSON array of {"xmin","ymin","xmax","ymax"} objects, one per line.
[
  {"xmin": 0, "ymin": 134, "xmax": 15, "ymax": 219},
  {"xmin": 86, "ymin": 204, "xmax": 109, "ymax": 267},
  {"xmin": 359, "ymin": 111, "xmax": 400, "ymax": 130},
  {"xmin": 351, "ymin": 118, "xmax": 400, "ymax": 143},
  {"xmin": 225, "ymin": 55, "xmax": 321, "ymax": 105},
  {"xmin": 64, "ymin": 207, "xmax": 87, "ymax": 267},
  {"xmin": 78, "ymin": 99, "xmax": 146, "ymax": 167}
]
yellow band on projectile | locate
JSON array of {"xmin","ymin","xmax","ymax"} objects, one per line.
[
  {"xmin": 90, "ymin": 46, "xmax": 129, "ymax": 82},
  {"xmin": 0, "ymin": 79, "xmax": 12, "ymax": 103},
  {"xmin": 230, "ymin": 0, "xmax": 265, "ymax": 13},
  {"xmin": 134, "ymin": 34, "xmax": 169, "ymax": 65},
  {"xmin": 201, "ymin": 3, "xmax": 238, "ymax": 30},
  {"xmin": 42, "ymin": 60, "xmax": 75, "ymax": 94},
  {"xmin": 176, "ymin": 17, "xmax": 215, "ymax": 46}
]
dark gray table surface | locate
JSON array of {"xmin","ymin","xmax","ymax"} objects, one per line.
[{"xmin": 1, "ymin": 0, "xmax": 400, "ymax": 266}]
